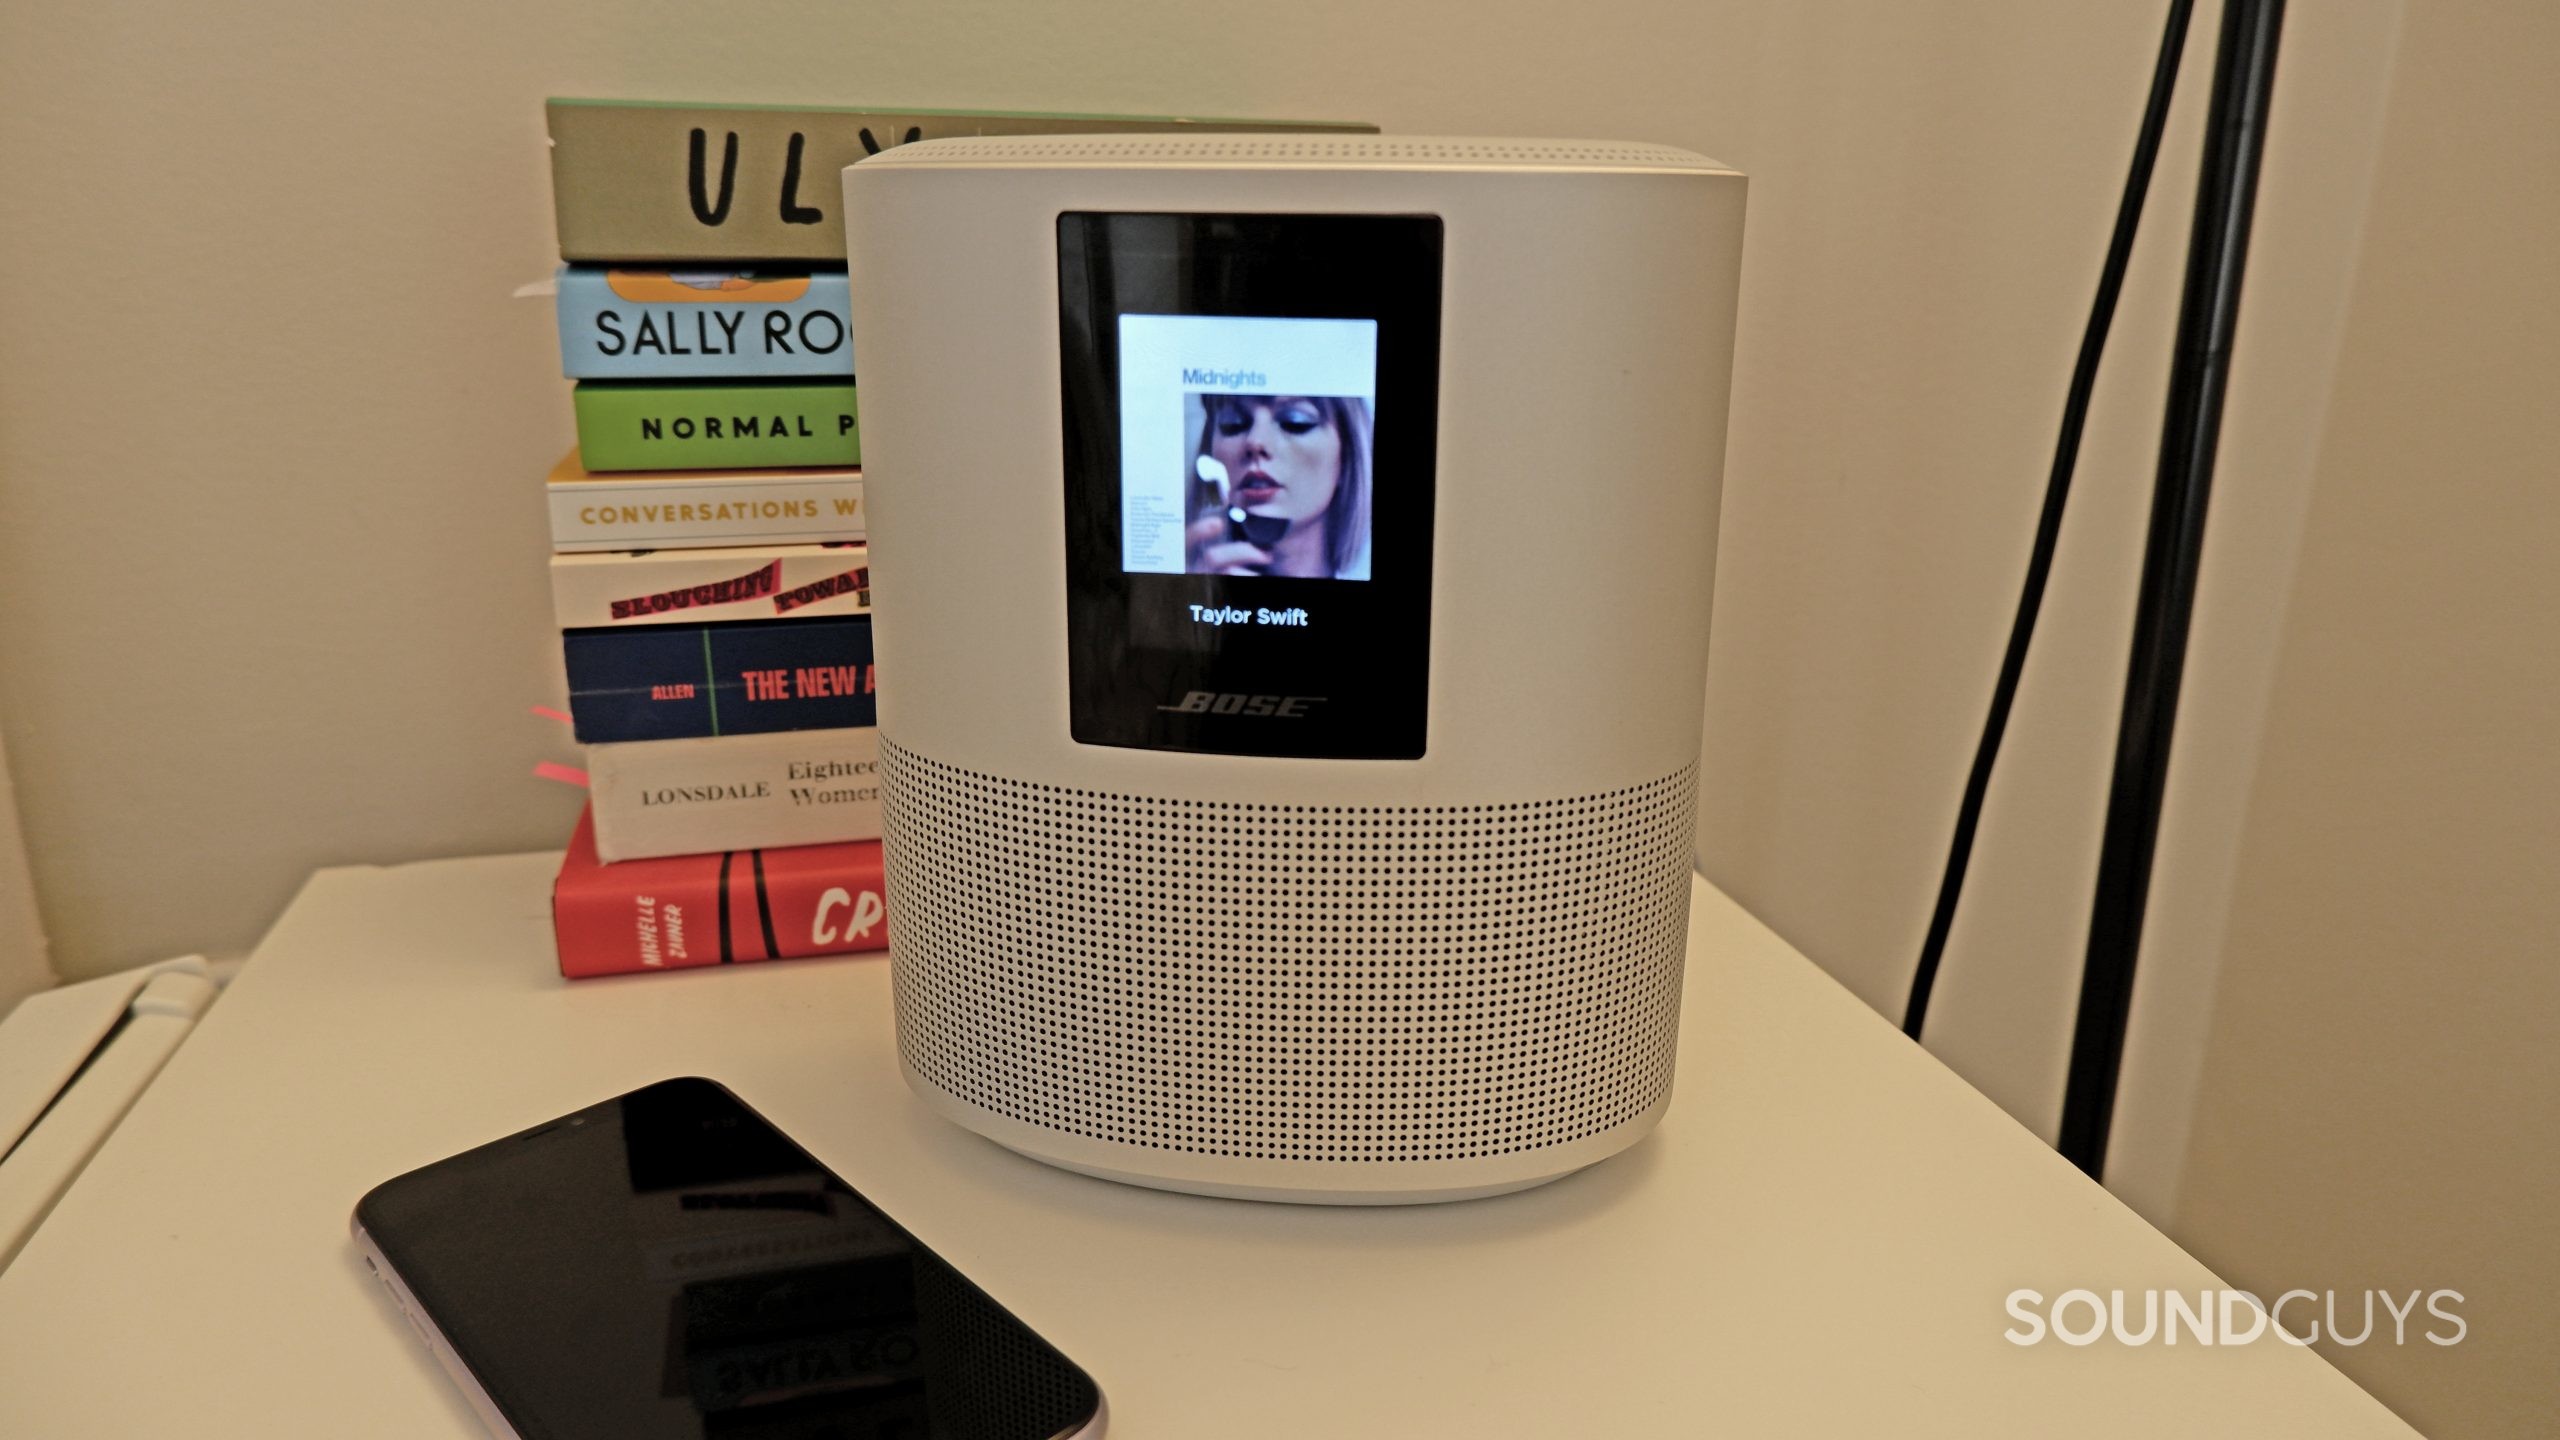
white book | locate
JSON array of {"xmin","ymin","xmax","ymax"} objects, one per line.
[
  {"xmin": 547, "ymin": 449, "xmax": 865, "ymax": 552},
  {"xmin": 587, "ymin": 728, "xmax": 882, "ymax": 863},
  {"xmin": 551, "ymin": 544, "xmax": 870, "ymax": 629}
]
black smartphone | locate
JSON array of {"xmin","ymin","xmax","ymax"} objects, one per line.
[{"xmin": 352, "ymin": 1078, "xmax": 1105, "ymax": 1440}]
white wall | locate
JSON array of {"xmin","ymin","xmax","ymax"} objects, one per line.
[
  {"xmin": 2171, "ymin": 3, "xmax": 2560, "ymax": 1432},
  {"xmin": 0, "ymin": 733, "xmax": 56, "ymax": 1014},
  {"xmin": 1697, "ymin": 0, "xmax": 2404, "ymax": 1222}
]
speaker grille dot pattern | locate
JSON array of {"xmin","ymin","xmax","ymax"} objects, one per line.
[{"xmin": 880, "ymin": 742, "xmax": 1696, "ymax": 1164}]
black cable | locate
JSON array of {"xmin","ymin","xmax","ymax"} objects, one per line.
[
  {"xmin": 2062, "ymin": 0, "xmax": 2287, "ymax": 1178},
  {"xmin": 1902, "ymin": 0, "xmax": 2197, "ymax": 1040}
]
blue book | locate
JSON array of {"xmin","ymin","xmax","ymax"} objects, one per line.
[
  {"xmin": 562, "ymin": 615, "xmax": 875, "ymax": 743},
  {"xmin": 555, "ymin": 266, "xmax": 854, "ymax": 380}
]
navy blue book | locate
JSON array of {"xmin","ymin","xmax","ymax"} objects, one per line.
[{"xmin": 562, "ymin": 615, "xmax": 875, "ymax": 743}]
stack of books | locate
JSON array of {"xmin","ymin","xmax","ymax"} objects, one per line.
[
  {"xmin": 537, "ymin": 99, "xmax": 1374, "ymax": 978},
  {"xmin": 543, "ymin": 100, "xmax": 881, "ymax": 979}
]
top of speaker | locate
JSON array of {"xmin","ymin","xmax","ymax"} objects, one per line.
[{"xmin": 852, "ymin": 133, "xmax": 1736, "ymax": 175}]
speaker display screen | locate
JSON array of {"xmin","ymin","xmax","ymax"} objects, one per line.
[{"xmin": 1058, "ymin": 213, "xmax": 1442, "ymax": 758}]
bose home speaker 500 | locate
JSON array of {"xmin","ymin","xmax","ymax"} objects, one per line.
[{"xmin": 842, "ymin": 136, "xmax": 1745, "ymax": 1203}]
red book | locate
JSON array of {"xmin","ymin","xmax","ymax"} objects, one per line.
[{"xmin": 551, "ymin": 805, "xmax": 889, "ymax": 979}]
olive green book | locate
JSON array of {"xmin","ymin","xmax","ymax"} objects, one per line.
[
  {"xmin": 547, "ymin": 99, "xmax": 1377, "ymax": 262},
  {"xmin": 572, "ymin": 380, "xmax": 859, "ymax": 472}
]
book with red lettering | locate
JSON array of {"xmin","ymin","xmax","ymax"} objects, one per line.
[
  {"xmin": 561, "ymin": 613, "xmax": 875, "ymax": 742},
  {"xmin": 551, "ymin": 805, "xmax": 889, "ymax": 979},
  {"xmin": 551, "ymin": 543, "xmax": 869, "ymax": 629}
]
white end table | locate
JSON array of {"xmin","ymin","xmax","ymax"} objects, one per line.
[{"xmin": 0, "ymin": 854, "xmax": 2415, "ymax": 1436}]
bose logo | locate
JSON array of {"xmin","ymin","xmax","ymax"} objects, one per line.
[{"xmin": 1157, "ymin": 692, "xmax": 1328, "ymax": 717}]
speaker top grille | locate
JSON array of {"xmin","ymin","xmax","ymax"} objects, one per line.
[{"xmin": 855, "ymin": 133, "xmax": 1735, "ymax": 175}]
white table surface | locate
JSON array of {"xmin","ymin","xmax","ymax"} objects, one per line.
[{"xmin": 0, "ymin": 853, "xmax": 2416, "ymax": 1437}]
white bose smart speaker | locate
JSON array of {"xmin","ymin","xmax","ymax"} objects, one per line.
[{"xmin": 843, "ymin": 136, "xmax": 1746, "ymax": 1204}]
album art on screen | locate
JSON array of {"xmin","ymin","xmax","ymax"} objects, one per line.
[{"xmin": 1116, "ymin": 314, "xmax": 1377, "ymax": 583}]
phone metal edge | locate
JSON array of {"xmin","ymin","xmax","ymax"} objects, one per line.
[
  {"xmin": 352, "ymin": 1218, "xmax": 527, "ymax": 1440},
  {"xmin": 1063, "ymin": 1394, "xmax": 1110, "ymax": 1439}
]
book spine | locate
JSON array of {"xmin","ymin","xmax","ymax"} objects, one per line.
[
  {"xmin": 547, "ymin": 101, "xmax": 1377, "ymax": 262},
  {"xmin": 548, "ymin": 471, "xmax": 864, "ymax": 551},
  {"xmin": 551, "ymin": 544, "xmax": 869, "ymax": 628},
  {"xmin": 573, "ymin": 380, "xmax": 859, "ymax": 472},
  {"xmin": 556, "ymin": 267, "xmax": 854, "ymax": 380},
  {"xmin": 742, "ymin": 831, "xmax": 891, "ymax": 962},
  {"xmin": 564, "ymin": 615, "xmax": 876, "ymax": 743},
  {"xmin": 552, "ymin": 808, "xmax": 725, "ymax": 976},
  {"xmin": 551, "ymin": 806, "xmax": 888, "ymax": 978},
  {"xmin": 585, "ymin": 728, "xmax": 883, "ymax": 864}
]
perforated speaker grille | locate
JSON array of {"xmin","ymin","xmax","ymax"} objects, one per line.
[
  {"xmin": 858, "ymin": 134, "xmax": 1727, "ymax": 173},
  {"xmin": 880, "ymin": 742, "xmax": 1697, "ymax": 1164}
]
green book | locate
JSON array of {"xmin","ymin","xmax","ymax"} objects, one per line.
[
  {"xmin": 547, "ymin": 99, "xmax": 1377, "ymax": 262},
  {"xmin": 572, "ymin": 380, "xmax": 859, "ymax": 472}
]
